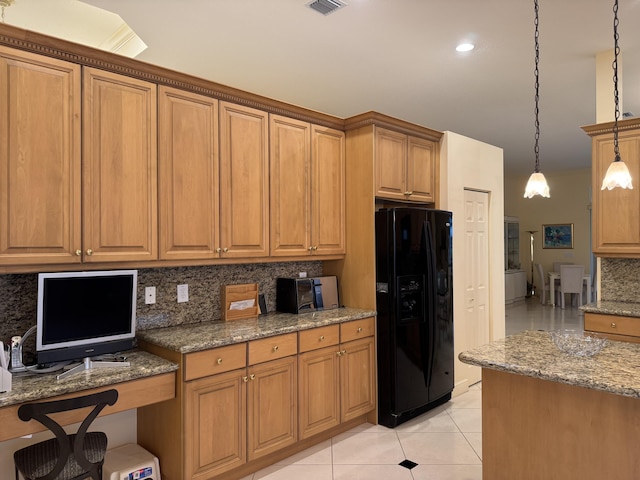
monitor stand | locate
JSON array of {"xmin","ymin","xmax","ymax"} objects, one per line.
[{"xmin": 56, "ymin": 356, "xmax": 130, "ymax": 380}]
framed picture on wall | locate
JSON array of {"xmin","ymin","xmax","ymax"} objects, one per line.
[{"xmin": 542, "ymin": 224, "xmax": 574, "ymax": 249}]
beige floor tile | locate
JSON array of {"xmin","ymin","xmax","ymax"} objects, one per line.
[
  {"xmin": 345, "ymin": 422, "xmax": 392, "ymax": 433},
  {"xmin": 331, "ymin": 431, "xmax": 404, "ymax": 464},
  {"xmin": 252, "ymin": 464, "xmax": 333, "ymax": 480},
  {"xmin": 397, "ymin": 432, "xmax": 482, "ymax": 465},
  {"xmin": 333, "ymin": 464, "xmax": 414, "ymax": 479},
  {"xmin": 411, "ymin": 464, "xmax": 483, "ymax": 480},
  {"xmin": 464, "ymin": 432, "xmax": 483, "ymax": 460},
  {"xmin": 447, "ymin": 389, "xmax": 482, "ymax": 409},
  {"xmin": 274, "ymin": 439, "xmax": 332, "ymax": 465},
  {"xmin": 448, "ymin": 408, "xmax": 482, "ymax": 432}
]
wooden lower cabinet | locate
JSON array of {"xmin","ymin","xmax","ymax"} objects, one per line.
[
  {"xmin": 248, "ymin": 356, "xmax": 297, "ymax": 460},
  {"xmin": 184, "ymin": 368, "xmax": 247, "ymax": 479},
  {"xmin": 138, "ymin": 320, "xmax": 376, "ymax": 480},
  {"xmin": 584, "ymin": 312, "xmax": 640, "ymax": 343}
]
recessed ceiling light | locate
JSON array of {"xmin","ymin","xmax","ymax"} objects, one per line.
[{"xmin": 456, "ymin": 43, "xmax": 475, "ymax": 52}]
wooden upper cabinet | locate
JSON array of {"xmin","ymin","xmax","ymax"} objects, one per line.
[
  {"xmin": 590, "ymin": 126, "xmax": 640, "ymax": 255},
  {"xmin": 219, "ymin": 102, "xmax": 269, "ymax": 258},
  {"xmin": 82, "ymin": 67, "xmax": 157, "ymax": 262},
  {"xmin": 407, "ymin": 135, "xmax": 436, "ymax": 202},
  {"xmin": 270, "ymin": 115, "xmax": 345, "ymax": 257},
  {"xmin": 158, "ymin": 86, "xmax": 219, "ymax": 260},
  {"xmin": 375, "ymin": 126, "xmax": 436, "ymax": 203},
  {"xmin": 375, "ymin": 127, "xmax": 407, "ymax": 200},
  {"xmin": 0, "ymin": 46, "xmax": 81, "ymax": 265},
  {"xmin": 311, "ymin": 125, "xmax": 346, "ymax": 255},
  {"xmin": 270, "ymin": 115, "xmax": 311, "ymax": 256}
]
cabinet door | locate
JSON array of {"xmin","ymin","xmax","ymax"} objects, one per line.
[
  {"xmin": 407, "ymin": 136, "xmax": 436, "ymax": 203},
  {"xmin": 593, "ymin": 131, "xmax": 640, "ymax": 254},
  {"xmin": 311, "ymin": 125, "xmax": 346, "ymax": 255},
  {"xmin": 247, "ymin": 356, "xmax": 297, "ymax": 460},
  {"xmin": 269, "ymin": 115, "xmax": 311, "ymax": 256},
  {"xmin": 298, "ymin": 345, "xmax": 340, "ymax": 439},
  {"xmin": 184, "ymin": 368, "xmax": 247, "ymax": 479},
  {"xmin": 374, "ymin": 127, "xmax": 407, "ymax": 200},
  {"xmin": 82, "ymin": 67, "xmax": 157, "ymax": 262},
  {"xmin": 219, "ymin": 102, "xmax": 269, "ymax": 257},
  {"xmin": 340, "ymin": 336, "xmax": 376, "ymax": 422},
  {"xmin": 0, "ymin": 47, "xmax": 81, "ymax": 265},
  {"xmin": 159, "ymin": 86, "xmax": 219, "ymax": 260}
]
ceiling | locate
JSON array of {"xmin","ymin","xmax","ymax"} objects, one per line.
[{"xmin": 5, "ymin": 0, "xmax": 640, "ymax": 176}]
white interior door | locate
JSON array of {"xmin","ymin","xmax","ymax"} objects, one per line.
[{"xmin": 460, "ymin": 189, "xmax": 490, "ymax": 385}]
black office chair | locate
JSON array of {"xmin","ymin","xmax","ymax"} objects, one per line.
[{"xmin": 13, "ymin": 389, "xmax": 118, "ymax": 480}]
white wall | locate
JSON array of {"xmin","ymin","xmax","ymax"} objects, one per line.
[{"xmin": 439, "ymin": 131, "xmax": 506, "ymax": 392}]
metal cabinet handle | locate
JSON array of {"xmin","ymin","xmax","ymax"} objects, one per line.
[
  {"xmin": 308, "ymin": 246, "xmax": 314, "ymax": 251},
  {"xmin": 341, "ymin": 349, "xmax": 347, "ymax": 355},
  {"xmin": 223, "ymin": 247, "xmax": 228, "ymax": 253},
  {"xmin": 319, "ymin": 335, "xmax": 325, "ymax": 341},
  {"xmin": 404, "ymin": 191, "xmax": 413, "ymax": 196},
  {"xmin": 216, "ymin": 247, "xmax": 222, "ymax": 253},
  {"xmin": 216, "ymin": 358, "xmax": 222, "ymax": 365},
  {"xmin": 273, "ymin": 345, "xmax": 279, "ymax": 352},
  {"xmin": 75, "ymin": 249, "xmax": 81, "ymax": 256},
  {"xmin": 611, "ymin": 322, "xmax": 617, "ymax": 328},
  {"xmin": 250, "ymin": 374, "xmax": 255, "ymax": 380},
  {"xmin": 336, "ymin": 351, "xmax": 342, "ymax": 357},
  {"xmin": 312, "ymin": 246, "xmax": 318, "ymax": 251},
  {"xmin": 357, "ymin": 327, "xmax": 363, "ymax": 333},
  {"xmin": 243, "ymin": 376, "xmax": 249, "ymax": 383}
]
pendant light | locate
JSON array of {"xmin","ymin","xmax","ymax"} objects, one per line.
[
  {"xmin": 524, "ymin": 0, "xmax": 550, "ymax": 198},
  {"xmin": 601, "ymin": 0, "xmax": 633, "ymax": 190}
]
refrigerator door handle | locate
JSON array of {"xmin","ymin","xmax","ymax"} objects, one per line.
[{"xmin": 424, "ymin": 219, "xmax": 437, "ymax": 389}]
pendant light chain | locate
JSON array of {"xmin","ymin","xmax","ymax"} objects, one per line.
[
  {"xmin": 612, "ymin": 0, "xmax": 621, "ymax": 162},
  {"xmin": 533, "ymin": 0, "xmax": 541, "ymax": 173}
]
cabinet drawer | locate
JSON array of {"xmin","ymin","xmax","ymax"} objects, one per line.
[
  {"xmin": 184, "ymin": 343, "xmax": 247, "ymax": 381},
  {"xmin": 340, "ymin": 317, "xmax": 375, "ymax": 343},
  {"xmin": 585, "ymin": 313, "xmax": 640, "ymax": 338},
  {"xmin": 249, "ymin": 333, "xmax": 298, "ymax": 365},
  {"xmin": 299, "ymin": 325, "xmax": 340, "ymax": 353}
]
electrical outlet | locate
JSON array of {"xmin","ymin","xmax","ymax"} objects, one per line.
[
  {"xmin": 145, "ymin": 286, "xmax": 156, "ymax": 305},
  {"xmin": 177, "ymin": 284, "xmax": 189, "ymax": 303}
]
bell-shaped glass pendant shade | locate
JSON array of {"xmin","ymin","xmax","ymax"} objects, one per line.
[
  {"xmin": 601, "ymin": 159, "xmax": 633, "ymax": 190},
  {"xmin": 524, "ymin": 172, "xmax": 550, "ymax": 198}
]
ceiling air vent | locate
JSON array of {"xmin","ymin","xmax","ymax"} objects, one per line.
[{"xmin": 307, "ymin": 0, "xmax": 346, "ymax": 16}]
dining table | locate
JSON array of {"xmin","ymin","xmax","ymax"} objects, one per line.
[{"xmin": 548, "ymin": 271, "xmax": 592, "ymax": 307}]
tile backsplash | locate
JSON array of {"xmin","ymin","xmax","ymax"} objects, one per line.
[
  {"xmin": 600, "ymin": 257, "xmax": 640, "ymax": 302},
  {"xmin": 0, "ymin": 261, "xmax": 323, "ymax": 344}
]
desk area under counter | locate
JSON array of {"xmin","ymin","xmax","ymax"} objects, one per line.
[
  {"xmin": 460, "ymin": 330, "xmax": 640, "ymax": 480},
  {"xmin": 135, "ymin": 307, "xmax": 377, "ymax": 480},
  {"xmin": 0, "ymin": 350, "xmax": 178, "ymax": 442}
]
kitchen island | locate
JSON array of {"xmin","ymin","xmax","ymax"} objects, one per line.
[{"xmin": 459, "ymin": 330, "xmax": 640, "ymax": 480}]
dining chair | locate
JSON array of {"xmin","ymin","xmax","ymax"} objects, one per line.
[
  {"xmin": 535, "ymin": 263, "xmax": 551, "ymax": 305},
  {"xmin": 558, "ymin": 265, "xmax": 585, "ymax": 309},
  {"xmin": 13, "ymin": 389, "xmax": 118, "ymax": 480}
]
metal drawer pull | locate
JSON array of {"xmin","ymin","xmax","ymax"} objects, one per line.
[
  {"xmin": 75, "ymin": 249, "xmax": 81, "ymax": 256},
  {"xmin": 250, "ymin": 374, "xmax": 255, "ymax": 381},
  {"xmin": 216, "ymin": 358, "xmax": 222, "ymax": 365},
  {"xmin": 611, "ymin": 322, "xmax": 617, "ymax": 328},
  {"xmin": 243, "ymin": 376, "xmax": 249, "ymax": 383},
  {"xmin": 320, "ymin": 335, "xmax": 325, "ymax": 341},
  {"xmin": 336, "ymin": 351, "xmax": 342, "ymax": 356},
  {"xmin": 357, "ymin": 327, "xmax": 363, "ymax": 333},
  {"xmin": 341, "ymin": 349, "xmax": 347, "ymax": 355},
  {"xmin": 86, "ymin": 249, "xmax": 93, "ymax": 256},
  {"xmin": 273, "ymin": 345, "xmax": 279, "ymax": 352}
]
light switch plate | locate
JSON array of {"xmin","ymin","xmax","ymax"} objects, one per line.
[{"xmin": 177, "ymin": 284, "xmax": 189, "ymax": 303}]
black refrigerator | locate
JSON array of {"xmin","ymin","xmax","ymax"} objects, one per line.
[{"xmin": 375, "ymin": 207, "xmax": 454, "ymax": 428}]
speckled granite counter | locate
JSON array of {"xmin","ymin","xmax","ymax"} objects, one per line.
[
  {"xmin": 459, "ymin": 330, "xmax": 640, "ymax": 398},
  {"xmin": 136, "ymin": 307, "xmax": 377, "ymax": 353},
  {"xmin": 580, "ymin": 300, "xmax": 640, "ymax": 317},
  {"xmin": 0, "ymin": 350, "xmax": 178, "ymax": 409}
]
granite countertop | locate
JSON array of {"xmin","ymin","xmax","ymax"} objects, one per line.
[
  {"xmin": 137, "ymin": 307, "xmax": 377, "ymax": 354},
  {"xmin": 459, "ymin": 330, "xmax": 640, "ymax": 398},
  {"xmin": 580, "ymin": 300, "xmax": 640, "ymax": 317},
  {"xmin": 0, "ymin": 350, "xmax": 178, "ymax": 409}
]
